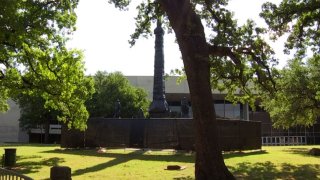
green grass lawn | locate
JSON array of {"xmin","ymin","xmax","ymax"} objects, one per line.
[{"xmin": 0, "ymin": 144, "xmax": 319, "ymax": 180}]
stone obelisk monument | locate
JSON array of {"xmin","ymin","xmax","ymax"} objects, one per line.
[{"xmin": 149, "ymin": 20, "xmax": 170, "ymax": 118}]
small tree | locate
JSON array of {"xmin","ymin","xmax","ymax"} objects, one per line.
[
  {"xmin": 86, "ymin": 71, "xmax": 150, "ymax": 118},
  {"xmin": 17, "ymin": 94, "xmax": 59, "ymax": 143}
]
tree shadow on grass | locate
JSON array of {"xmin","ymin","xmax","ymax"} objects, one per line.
[
  {"xmin": 223, "ymin": 150, "xmax": 268, "ymax": 159},
  {"xmin": 283, "ymin": 147, "xmax": 320, "ymax": 158},
  {"xmin": 73, "ymin": 151, "xmax": 194, "ymax": 177},
  {"xmin": 72, "ymin": 151, "xmax": 142, "ymax": 176},
  {"xmin": 43, "ymin": 148, "xmax": 194, "ymax": 163},
  {"xmin": 14, "ymin": 156, "xmax": 65, "ymax": 174},
  {"xmin": 173, "ymin": 176, "xmax": 194, "ymax": 180},
  {"xmin": 228, "ymin": 161, "xmax": 320, "ymax": 180},
  {"xmin": 17, "ymin": 155, "xmax": 42, "ymax": 160},
  {"xmin": 0, "ymin": 143, "xmax": 59, "ymax": 148},
  {"xmin": 42, "ymin": 149, "xmax": 272, "ymax": 177},
  {"xmin": 42, "ymin": 149, "xmax": 194, "ymax": 177}
]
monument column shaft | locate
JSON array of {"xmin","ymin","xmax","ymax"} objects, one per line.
[
  {"xmin": 149, "ymin": 20, "xmax": 170, "ymax": 117},
  {"xmin": 153, "ymin": 25, "xmax": 165, "ymax": 100}
]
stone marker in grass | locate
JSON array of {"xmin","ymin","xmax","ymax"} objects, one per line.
[{"xmin": 308, "ymin": 148, "xmax": 320, "ymax": 156}]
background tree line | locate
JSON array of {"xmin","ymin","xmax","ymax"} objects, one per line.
[{"xmin": 17, "ymin": 71, "xmax": 150, "ymax": 143}]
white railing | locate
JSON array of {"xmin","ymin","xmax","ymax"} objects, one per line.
[
  {"xmin": 0, "ymin": 168, "xmax": 33, "ymax": 180},
  {"xmin": 49, "ymin": 124, "xmax": 61, "ymax": 134},
  {"xmin": 262, "ymin": 136, "xmax": 307, "ymax": 146},
  {"xmin": 30, "ymin": 124, "xmax": 61, "ymax": 134}
]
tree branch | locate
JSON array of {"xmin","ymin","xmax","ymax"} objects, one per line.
[
  {"xmin": 208, "ymin": 44, "xmax": 277, "ymax": 92},
  {"xmin": 0, "ymin": 58, "xmax": 11, "ymax": 68},
  {"xmin": 0, "ymin": 70, "xmax": 5, "ymax": 79},
  {"xmin": 204, "ymin": 0, "xmax": 222, "ymax": 24},
  {"xmin": 45, "ymin": 60, "xmax": 62, "ymax": 83},
  {"xmin": 208, "ymin": 45, "xmax": 241, "ymax": 65},
  {"xmin": 235, "ymin": 47, "xmax": 277, "ymax": 90}
]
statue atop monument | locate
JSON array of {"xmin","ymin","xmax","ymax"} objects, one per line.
[
  {"xmin": 180, "ymin": 97, "xmax": 190, "ymax": 118},
  {"xmin": 113, "ymin": 99, "xmax": 121, "ymax": 118}
]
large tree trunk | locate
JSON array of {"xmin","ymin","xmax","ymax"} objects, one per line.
[{"xmin": 159, "ymin": 1, "xmax": 234, "ymax": 179}]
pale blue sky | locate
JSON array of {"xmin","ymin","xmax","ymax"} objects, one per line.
[{"xmin": 68, "ymin": 0, "xmax": 287, "ymax": 76}]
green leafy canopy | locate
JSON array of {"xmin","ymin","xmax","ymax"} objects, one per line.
[
  {"xmin": 260, "ymin": 0, "xmax": 320, "ymax": 57},
  {"xmin": 17, "ymin": 93, "xmax": 57, "ymax": 130},
  {"xmin": 262, "ymin": 55, "xmax": 320, "ymax": 128},
  {"xmin": 0, "ymin": 0, "xmax": 94, "ymax": 130},
  {"xmin": 260, "ymin": 0, "xmax": 320, "ymax": 128},
  {"xmin": 86, "ymin": 71, "xmax": 150, "ymax": 118}
]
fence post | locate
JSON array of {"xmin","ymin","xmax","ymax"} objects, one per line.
[
  {"xmin": 50, "ymin": 166, "xmax": 71, "ymax": 180},
  {"xmin": 4, "ymin": 148, "xmax": 16, "ymax": 167}
]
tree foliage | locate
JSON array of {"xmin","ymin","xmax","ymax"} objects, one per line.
[
  {"xmin": 86, "ymin": 71, "xmax": 150, "ymax": 118},
  {"xmin": 16, "ymin": 93, "xmax": 60, "ymax": 143},
  {"xmin": 260, "ymin": 0, "xmax": 320, "ymax": 127},
  {"xmin": 260, "ymin": 0, "xmax": 320, "ymax": 57},
  {"xmin": 0, "ymin": 0, "xmax": 94, "ymax": 130},
  {"xmin": 17, "ymin": 94, "xmax": 57, "ymax": 130},
  {"xmin": 262, "ymin": 55, "xmax": 320, "ymax": 128}
]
